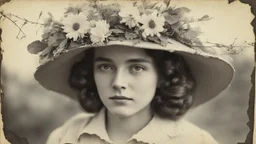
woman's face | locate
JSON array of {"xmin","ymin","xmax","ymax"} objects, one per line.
[{"xmin": 93, "ymin": 46, "xmax": 158, "ymax": 118}]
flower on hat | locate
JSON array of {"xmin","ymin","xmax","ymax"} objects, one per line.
[
  {"xmin": 64, "ymin": 3, "xmax": 86, "ymax": 16},
  {"xmin": 43, "ymin": 16, "xmax": 54, "ymax": 27},
  {"xmin": 62, "ymin": 13, "xmax": 90, "ymax": 41},
  {"xmin": 27, "ymin": 2, "xmax": 221, "ymax": 65},
  {"xmin": 89, "ymin": 20, "xmax": 97, "ymax": 28},
  {"xmin": 140, "ymin": 11, "xmax": 165, "ymax": 38},
  {"xmin": 41, "ymin": 14, "xmax": 64, "ymax": 42},
  {"xmin": 119, "ymin": 6, "xmax": 140, "ymax": 28},
  {"xmin": 82, "ymin": 6, "xmax": 102, "ymax": 21},
  {"xmin": 90, "ymin": 20, "xmax": 111, "ymax": 45}
]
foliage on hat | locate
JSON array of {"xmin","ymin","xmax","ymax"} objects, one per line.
[{"xmin": 26, "ymin": 1, "xmax": 245, "ymax": 65}]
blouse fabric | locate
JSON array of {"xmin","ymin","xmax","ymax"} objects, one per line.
[{"xmin": 46, "ymin": 108, "xmax": 218, "ymax": 144}]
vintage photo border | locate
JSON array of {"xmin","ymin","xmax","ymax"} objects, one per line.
[{"xmin": 0, "ymin": 0, "xmax": 255, "ymax": 143}]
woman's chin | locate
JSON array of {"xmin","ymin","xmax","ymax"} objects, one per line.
[{"xmin": 107, "ymin": 107, "xmax": 136, "ymax": 118}]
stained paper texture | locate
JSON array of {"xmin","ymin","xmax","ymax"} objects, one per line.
[{"xmin": 0, "ymin": 0, "xmax": 254, "ymax": 144}]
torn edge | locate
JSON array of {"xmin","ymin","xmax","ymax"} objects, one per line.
[
  {"xmin": 0, "ymin": 0, "xmax": 255, "ymax": 144},
  {"xmin": 236, "ymin": 0, "xmax": 255, "ymax": 144}
]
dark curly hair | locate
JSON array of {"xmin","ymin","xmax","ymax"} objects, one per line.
[{"xmin": 69, "ymin": 48, "xmax": 196, "ymax": 120}]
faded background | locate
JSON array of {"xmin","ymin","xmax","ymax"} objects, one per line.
[{"xmin": 0, "ymin": 1, "xmax": 254, "ymax": 144}]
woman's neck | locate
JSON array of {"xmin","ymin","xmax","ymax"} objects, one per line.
[{"xmin": 106, "ymin": 105, "xmax": 153, "ymax": 144}]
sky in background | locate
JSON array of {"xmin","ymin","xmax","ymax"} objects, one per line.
[{"xmin": 0, "ymin": 0, "xmax": 255, "ymax": 144}]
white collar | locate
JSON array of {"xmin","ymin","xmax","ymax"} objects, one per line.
[{"xmin": 73, "ymin": 108, "xmax": 189, "ymax": 144}]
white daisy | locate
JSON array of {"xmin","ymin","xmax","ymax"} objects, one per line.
[
  {"xmin": 140, "ymin": 11, "xmax": 165, "ymax": 38},
  {"xmin": 90, "ymin": 20, "xmax": 111, "ymax": 45},
  {"xmin": 119, "ymin": 6, "xmax": 140, "ymax": 28},
  {"xmin": 62, "ymin": 13, "xmax": 90, "ymax": 41}
]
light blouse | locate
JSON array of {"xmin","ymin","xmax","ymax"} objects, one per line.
[{"xmin": 46, "ymin": 108, "xmax": 218, "ymax": 144}]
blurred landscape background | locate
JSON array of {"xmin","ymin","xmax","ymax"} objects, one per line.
[{"xmin": 0, "ymin": 1, "xmax": 254, "ymax": 144}]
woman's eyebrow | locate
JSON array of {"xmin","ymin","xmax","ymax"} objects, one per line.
[
  {"xmin": 126, "ymin": 58, "xmax": 150, "ymax": 63},
  {"xmin": 94, "ymin": 57, "xmax": 150, "ymax": 63},
  {"xmin": 94, "ymin": 57, "xmax": 113, "ymax": 62}
]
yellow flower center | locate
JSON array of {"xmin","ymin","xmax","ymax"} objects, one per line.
[
  {"xmin": 73, "ymin": 23, "xmax": 80, "ymax": 31},
  {"xmin": 148, "ymin": 20, "xmax": 156, "ymax": 29}
]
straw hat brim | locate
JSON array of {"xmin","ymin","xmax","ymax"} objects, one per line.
[{"xmin": 34, "ymin": 39, "xmax": 234, "ymax": 107}]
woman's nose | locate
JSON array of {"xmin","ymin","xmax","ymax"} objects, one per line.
[{"xmin": 112, "ymin": 70, "xmax": 127, "ymax": 91}]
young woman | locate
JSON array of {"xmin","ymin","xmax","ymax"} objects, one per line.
[{"xmin": 27, "ymin": 2, "xmax": 234, "ymax": 144}]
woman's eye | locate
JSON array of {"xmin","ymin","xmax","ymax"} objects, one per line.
[
  {"xmin": 130, "ymin": 65, "xmax": 145, "ymax": 73},
  {"xmin": 99, "ymin": 64, "xmax": 113, "ymax": 71}
]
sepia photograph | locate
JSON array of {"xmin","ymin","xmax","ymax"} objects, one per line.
[{"xmin": 0, "ymin": 0, "xmax": 254, "ymax": 144}]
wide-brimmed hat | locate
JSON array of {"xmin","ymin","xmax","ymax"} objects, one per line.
[{"xmin": 28, "ymin": 1, "xmax": 235, "ymax": 107}]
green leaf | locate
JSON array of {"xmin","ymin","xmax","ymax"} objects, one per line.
[
  {"xmin": 173, "ymin": 7, "xmax": 191, "ymax": 14},
  {"xmin": 108, "ymin": 14, "xmax": 120, "ymax": 26},
  {"xmin": 42, "ymin": 32, "xmax": 50, "ymax": 40},
  {"xmin": 163, "ymin": 0, "xmax": 171, "ymax": 8},
  {"xmin": 50, "ymin": 27, "xmax": 63, "ymax": 34},
  {"xmin": 40, "ymin": 46, "xmax": 55, "ymax": 56},
  {"xmin": 69, "ymin": 42, "xmax": 84, "ymax": 49},
  {"xmin": 171, "ymin": 22, "xmax": 181, "ymax": 32},
  {"xmin": 164, "ymin": 7, "xmax": 191, "ymax": 25},
  {"xmin": 48, "ymin": 33, "xmax": 66, "ymax": 47},
  {"xmin": 39, "ymin": 57, "xmax": 49, "ymax": 65},
  {"xmin": 193, "ymin": 38, "xmax": 203, "ymax": 45},
  {"xmin": 133, "ymin": 1, "xmax": 138, "ymax": 6},
  {"xmin": 114, "ymin": 24, "xmax": 129, "ymax": 31},
  {"xmin": 141, "ymin": 0, "xmax": 147, "ymax": 6},
  {"xmin": 98, "ymin": 3, "xmax": 120, "ymax": 22},
  {"xmin": 147, "ymin": 36, "xmax": 160, "ymax": 44},
  {"xmin": 125, "ymin": 32, "xmax": 138, "ymax": 40},
  {"xmin": 59, "ymin": 39, "xmax": 68, "ymax": 48},
  {"xmin": 48, "ymin": 12, "xmax": 53, "ymax": 18},
  {"xmin": 167, "ymin": 7, "xmax": 190, "ymax": 19},
  {"xmin": 27, "ymin": 40, "xmax": 48, "ymax": 54},
  {"xmin": 159, "ymin": 36, "xmax": 168, "ymax": 47},
  {"xmin": 37, "ymin": 11, "xmax": 43, "ymax": 22},
  {"xmin": 111, "ymin": 29, "xmax": 124, "ymax": 34},
  {"xmin": 228, "ymin": 0, "xmax": 236, "ymax": 4},
  {"xmin": 164, "ymin": 13, "xmax": 179, "ymax": 25},
  {"xmin": 52, "ymin": 21, "xmax": 64, "ymax": 27},
  {"xmin": 147, "ymin": 2, "xmax": 158, "ymax": 9},
  {"xmin": 108, "ymin": 36, "xmax": 124, "ymax": 41},
  {"xmin": 198, "ymin": 15, "xmax": 211, "ymax": 21},
  {"xmin": 134, "ymin": 27, "xmax": 140, "ymax": 34},
  {"xmin": 183, "ymin": 30, "xmax": 201, "ymax": 40}
]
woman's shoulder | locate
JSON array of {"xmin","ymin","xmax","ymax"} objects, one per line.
[
  {"xmin": 168, "ymin": 119, "xmax": 219, "ymax": 144},
  {"xmin": 45, "ymin": 112, "xmax": 95, "ymax": 144}
]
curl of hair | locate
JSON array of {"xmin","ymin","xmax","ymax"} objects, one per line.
[
  {"xmin": 146, "ymin": 50, "xmax": 196, "ymax": 120},
  {"xmin": 68, "ymin": 48, "xmax": 196, "ymax": 120},
  {"xmin": 69, "ymin": 49, "xmax": 103, "ymax": 113}
]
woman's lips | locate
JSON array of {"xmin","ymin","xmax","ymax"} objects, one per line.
[{"xmin": 109, "ymin": 95, "xmax": 133, "ymax": 100}]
